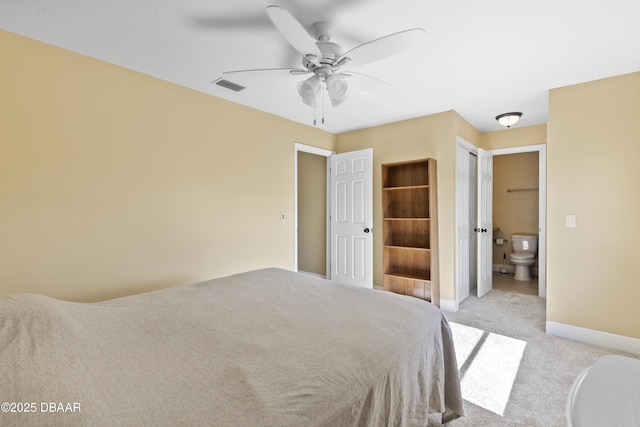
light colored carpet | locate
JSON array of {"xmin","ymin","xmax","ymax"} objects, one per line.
[{"xmin": 430, "ymin": 274, "xmax": 637, "ymax": 426}]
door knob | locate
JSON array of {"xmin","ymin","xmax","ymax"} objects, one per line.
[{"xmin": 363, "ymin": 227, "xmax": 371, "ymax": 233}]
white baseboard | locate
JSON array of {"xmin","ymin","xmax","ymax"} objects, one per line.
[
  {"xmin": 298, "ymin": 271, "xmax": 327, "ymax": 280},
  {"xmin": 439, "ymin": 298, "xmax": 458, "ymax": 313},
  {"xmin": 546, "ymin": 321, "xmax": 640, "ymax": 356}
]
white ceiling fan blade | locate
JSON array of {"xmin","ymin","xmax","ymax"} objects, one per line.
[
  {"xmin": 266, "ymin": 5, "xmax": 322, "ymax": 58},
  {"xmin": 290, "ymin": 69, "xmax": 312, "ymax": 76},
  {"xmin": 220, "ymin": 67, "xmax": 309, "ymax": 77},
  {"xmin": 339, "ymin": 28, "xmax": 427, "ymax": 67},
  {"xmin": 340, "ymin": 71, "xmax": 396, "ymax": 90},
  {"xmin": 348, "ymin": 86, "xmax": 403, "ymax": 113}
]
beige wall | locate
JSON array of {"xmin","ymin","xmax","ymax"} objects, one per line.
[
  {"xmin": 492, "ymin": 152, "xmax": 539, "ymax": 266},
  {"xmin": 5, "ymin": 31, "xmax": 640, "ymax": 343},
  {"xmin": 335, "ymin": 111, "xmax": 481, "ymax": 302},
  {"xmin": 0, "ymin": 30, "xmax": 334, "ymax": 302},
  {"xmin": 481, "ymin": 124, "xmax": 547, "ymax": 150},
  {"xmin": 547, "ymin": 71, "xmax": 640, "ymax": 338},
  {"xmin": 297, "ymin": 151, "xmax": 326, "ymax": 276},
  {"xmin": 454, "ymin": 112, "xmax": 483, "ymax": 148}
]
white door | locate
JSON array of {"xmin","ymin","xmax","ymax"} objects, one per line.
[
  {"xmin": 477, "ymin": 148, "xmax": 493, "ymax": 297},
  {"xmin": 455, "ymin": 145, "xmax": 471, "ymax": 302},
  {"xmin": 469, "ymin": 153, "xmax": 478, "ymax": 290},
  {"xmin": 329, "ymin": 148, "xmax": 373, "ymax": 288}
]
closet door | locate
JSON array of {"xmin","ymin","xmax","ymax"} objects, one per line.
[
  {"xmin": 477, "ymin": 148, "xmax": 493, "ymax": 298},
  {"xmin": 456, "ymin": 145, "xmax": 471, "ymax": 303}
]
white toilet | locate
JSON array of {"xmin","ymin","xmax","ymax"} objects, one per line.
[{"xmin": 510, "ymin": 234, "xmax": 538, "ymax": 281}]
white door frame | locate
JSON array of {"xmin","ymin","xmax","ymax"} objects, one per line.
[
  {"xmin": 491, "ymin": 144, "xmax": 547, "ymax": 298},
  {"xmin": 294, "ymin": 143, "xmax": 334, "ymax": 276},
  {"xmin": 455, "ymin": 140, "xmax": 547, "ymax": 306}
]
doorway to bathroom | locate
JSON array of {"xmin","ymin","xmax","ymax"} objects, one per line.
[
  {"xmin": 493, "ymin": 152, "xmax": 540, "ymax": 285},
  {"xmin": 455, "ymin": 138, "xmax": 546, "ymax": 307}
]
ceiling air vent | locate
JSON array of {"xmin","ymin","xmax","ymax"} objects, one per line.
[{"xmin": 212, "ymin": 78, "xmax": 245, "ymax": 92}]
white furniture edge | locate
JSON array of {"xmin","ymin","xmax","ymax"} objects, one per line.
[{"xmin": 546, "ymin": 321, "xmax": 640, "ymax": 356}]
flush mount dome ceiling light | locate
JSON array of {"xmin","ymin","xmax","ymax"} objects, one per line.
[{"xmin": 496, "ymin": 112, "xmax": 523, "ymax": 128}]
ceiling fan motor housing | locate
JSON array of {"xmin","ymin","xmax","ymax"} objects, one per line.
[
  {"xmin": 317, "ymin": 41, "xmax": 342, "ymax": 62},
  {"xmin": 311, "ymin": 21, "xmax": 336, "ymax": 42},
  {"xmin": 303, "ymin": 39, "xmax": 346, "ymax": 79}
]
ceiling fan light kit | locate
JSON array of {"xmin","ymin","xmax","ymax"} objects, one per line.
[
  {"xmin": 219, "ymin": 5, "xmax": 427, "ymax": 125},
  {"xmin": 297, "ymin": 76, "xmax": 320, "ymax": 107},
  {"xmin": 496, "ymin": 112, "xmax": 523, "ymax": 128},
  {"xmin": 326, "ymin": 74, "xmax": 348, "ymax": 98}
]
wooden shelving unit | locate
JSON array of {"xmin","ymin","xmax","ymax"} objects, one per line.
[{"xmin": 382, "ymin": 158, "xmax": 439, "ymax": 306}]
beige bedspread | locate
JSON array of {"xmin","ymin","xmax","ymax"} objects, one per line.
[{"xmin": 0, "ymin": 268, "xmax": 464, "ymax": 426}]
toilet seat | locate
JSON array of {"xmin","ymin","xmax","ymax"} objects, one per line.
[{"xmin": 510, "ymin": 253, "xmax": 535, "ymax": 261}]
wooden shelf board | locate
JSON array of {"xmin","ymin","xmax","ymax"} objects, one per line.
[
  {"xmin": 383, "ymin": 184, "xmax": 430, "ymax": 191},
  {"xmin": 384, "ymin": 245, "xmax": 430, "ymax": 252},
  {"xmin": 383, "ymin": 217, "xmax": 429, "ymax": 221},
  {"xmin": 384, "ymin": 272, "xmax": 431, "ymax": 282}
]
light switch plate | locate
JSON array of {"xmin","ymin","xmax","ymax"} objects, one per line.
[{"xmin": 566, "ymin": 214, "xmax": 576, "ymax": 228}]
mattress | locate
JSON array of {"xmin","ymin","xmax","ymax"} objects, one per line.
[{"xmin": 0, "ymin": 268, "xmax": 464, "ymax": 426}]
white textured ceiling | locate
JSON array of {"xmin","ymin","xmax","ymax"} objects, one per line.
[{"xmin": 2, "ymin": 0, "xmax": 639, "ymax": 133}]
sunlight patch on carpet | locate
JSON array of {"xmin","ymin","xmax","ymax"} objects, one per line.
[{"xmin": 450, "ymin": 322, "xmax": 527, "ymax": 416}]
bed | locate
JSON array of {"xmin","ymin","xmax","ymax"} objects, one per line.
[{"xmin": 0, "ymin": 268, "xmax": 464, "ymax": 426}]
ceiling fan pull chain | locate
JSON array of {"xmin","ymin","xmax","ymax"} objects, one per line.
[
  {"xmin": 313, "ymin": 86, "xmax": 317, "ymax": 126},
  {"xmin": 322, "ymin": 79, "xmax": 326, "ymax": 124}
]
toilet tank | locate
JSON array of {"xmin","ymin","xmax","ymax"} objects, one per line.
[{"xmin": 511, "ymin": 234, "xmax": 538, "ymax": 254}]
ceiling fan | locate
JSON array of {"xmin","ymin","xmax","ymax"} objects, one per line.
[{"xmin": 218, "ymin": 5, "xmax": 427, "ymax": 124}]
